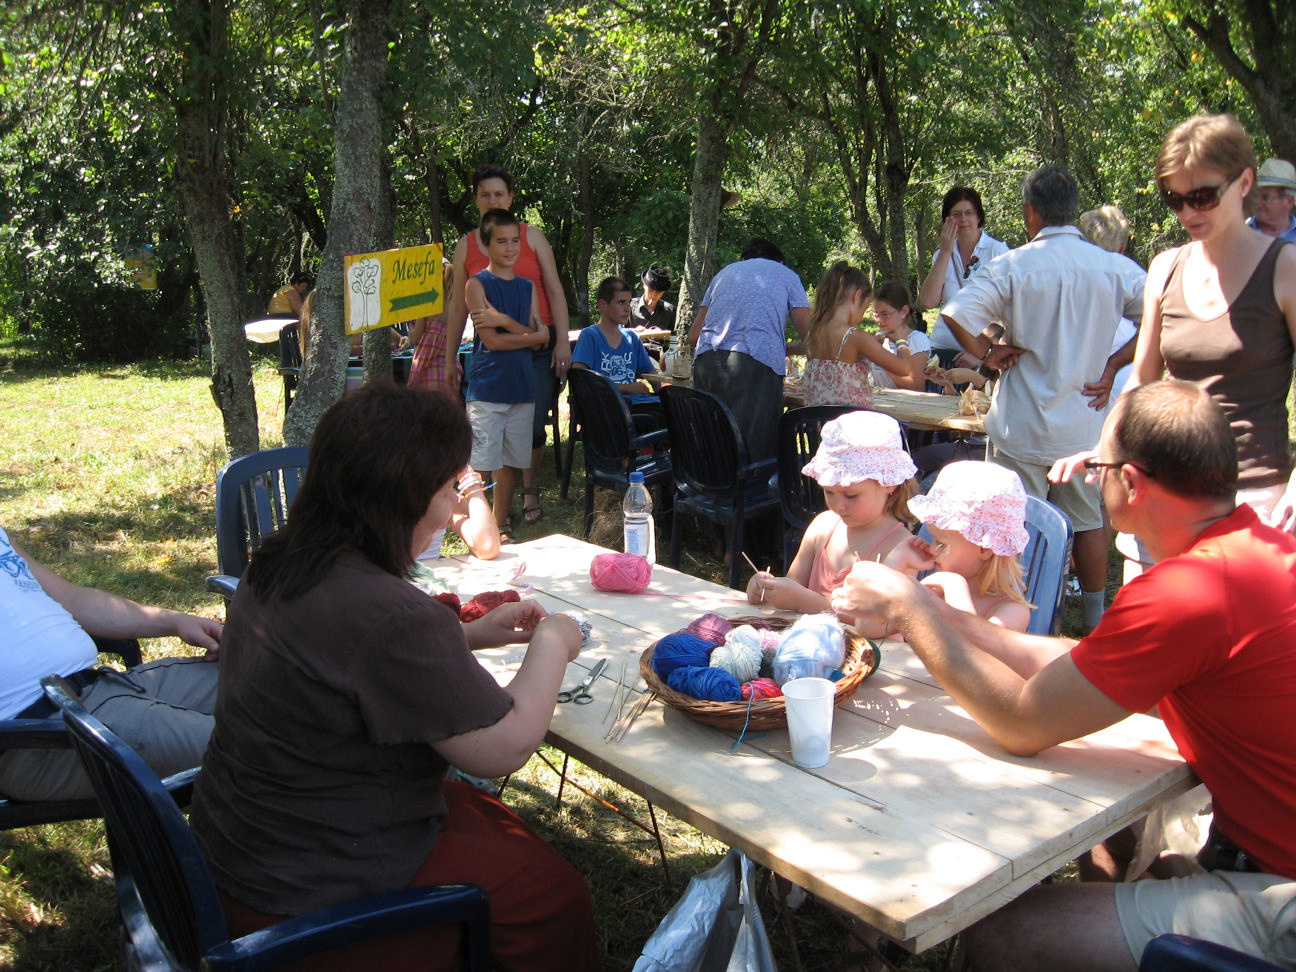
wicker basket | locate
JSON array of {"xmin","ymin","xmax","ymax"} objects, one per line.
[{"xmin": 639, "ymin": 615, "xmax": 880, "ymax": 731}]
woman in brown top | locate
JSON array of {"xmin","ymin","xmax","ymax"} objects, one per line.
[
  {"xmin": 1128, "ymin": 114, "xmax": 1296, "ymax": 530},
  {"xmin": 189, "ymin": 384, "xmax": 599, "ymax": 971}
]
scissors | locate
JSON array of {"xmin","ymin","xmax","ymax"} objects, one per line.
[{"xmin": 558, "ymin": 658, "xmax": 607, "ymax": 705}]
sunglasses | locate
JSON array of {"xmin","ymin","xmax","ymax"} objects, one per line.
[{"xmin": 1160, "ymin": 173, "xmax": 1239, "ymax": 213}]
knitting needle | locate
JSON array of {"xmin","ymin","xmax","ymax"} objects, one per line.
[{"xmin": 740, "ymin": 552, "xmax": 769, "ymax": 603}]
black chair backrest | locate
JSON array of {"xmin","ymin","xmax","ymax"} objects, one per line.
[
  {"xmin": 658, "ymin": 385, "xmax": 747, "ymax": 497},
  {"xmin": 43, "ymin": 678, "xmax": 229, "ymax": 970},
  {"xmin": 213, "ymin": 447, "xmax": 309, "ymax": 580},
  {"xmin": 565, "ymin": 368, "xmax": 635, "ymax": 470},
  {"xmin": 278, "ymin": 324, "xmax": 302, "ymax": 370},
  {"xmin": 777, "ymin": 405, "xmax": 869, "ymax": 534}
]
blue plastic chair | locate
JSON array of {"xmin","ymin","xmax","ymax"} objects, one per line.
[
  {"xmin": 1140, "ymin": 934, "xmax": 1285, "ymax": 971},
  {"xmin": 41, "ymin": 676, "xmax": 491, "ymax": 972},
  {"xmin": 205, "ymin": 447, "xmax": 309, "ymax": 599},
  {"xmin": 565, "ymin": 367, "xmax": 672, "ymax": 539},
  {"xmin": 1019, "ymin": 494, "xmax": 1073, "ymax": 635},
  {"xmin": 659, "ymin": 384, "xmax": 778, "ymax": 591},
  {"xmin": 917, "ymin": 494, "xmax": 1072, "ymax": 636}
]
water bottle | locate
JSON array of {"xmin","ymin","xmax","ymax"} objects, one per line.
[{"xmin": 623, "ymin": 471, "xmax": 655, "ymax": 564}]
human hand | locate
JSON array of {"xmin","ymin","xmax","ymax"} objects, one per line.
[
  {"xmin": 1047, "ymin": 449, "xmax": 1099, "ymax": 485},
  {"xmin": 1082, "ymin": 371, "xmax": 1116, "ymax": 411},
  {"xmin": 170, "ymin": 612, "xmax": 222, "ymax": 657},
  {"xmin": 1268, "ymin": 478, "xmax": 1296, "ymax": 534},
  {"xmin": 472, "ymin": 600, "xmax": 549, "ymax": 648},
  {"xmin": 884, "ymin": 535, "xmax": 938, "ymax": 576},
  {"xmin": 952, "ymin": 351, "xmax": 983, "ymax": 370},
  {"xmin": 920, "ymin": 570, "xmax": 975, "ymax": 614},
  {"xmin": 983, "ymin": 344, "xmax": 1024, "ymax": 372},
  {"xmin": 469, "ymin": 298, "xmax": 510, "ymax": 331},
  {"xmin": 938, "ymin": 216, "xmax": 959, "ymax": 253},
  {"xmin": 829, "ymin": 561, "xmax": 914, "ymax": 621},
  {"xmin": 531, "ymin": 612, "xmax": 582, "ymax": 662},
  {"xmin": 943, "ymin": 367, "xmax": 985, "ymax": 388},
  {"xmin": 551, "ymin": 341, "xmax": 571, "ymax": 376},
  {"xmin": 747, "ymin": 573, "xmax": 809, "ymax": 611}
]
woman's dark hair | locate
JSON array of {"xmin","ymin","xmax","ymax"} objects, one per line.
[
  {"xmin": 941, "ymin": 187, "xmax": 986, "ymax": 227},
  {"xmin": 245, "ymin": 384, "xmax": 472, "ymax": 602},
  {"xmin": 596, "ymin": 277, "xmax": 631, "ymax": 304},
  {"xmin": 290, "ymin": 271, "xmax": 314, "ymax": 287},
  {"xmin": 740, "ymin": 238, "xmax": 784, "ymax": 262},
  {"xmin": 472, "ymin": 164, "xmax": 513, "ymax": 194},
  {"xmin": 873, "ymin": 280, "xmax": 923, "ymax": 332}
]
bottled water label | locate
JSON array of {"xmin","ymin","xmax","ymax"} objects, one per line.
[{"xmin": 625, "ymin": 521, "xmax": 653, "ymax": 562}]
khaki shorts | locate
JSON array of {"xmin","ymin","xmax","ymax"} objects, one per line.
[
  {"xmin": 989, "ymin": 445, "xmax": 1103, "ymax": 533},
  {"xmin": 467, "ymin": 400, "xmax": 534, "ymax": 472},
  {"xmin": 1115, "ymin": 870, "xmax": 1296, "ymax": 968}
]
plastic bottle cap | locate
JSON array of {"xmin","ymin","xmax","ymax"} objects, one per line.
[{"xmin": 629, "ymin": 471, "xmax": 645, "ymax": 484}]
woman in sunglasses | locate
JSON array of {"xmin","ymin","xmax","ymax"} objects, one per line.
[{"xmin": 1126, "ymin": 113, "xmax": 1296, "ymax": 532}]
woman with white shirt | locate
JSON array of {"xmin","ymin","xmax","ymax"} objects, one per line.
[{"xmin": 918, "ymin": 187, "xmax": 1009, "ymax": 368}]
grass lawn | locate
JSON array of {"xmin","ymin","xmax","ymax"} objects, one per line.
[{"xmin": 0, "ymin": 346, "xmax": 1099, "ymax": 970}]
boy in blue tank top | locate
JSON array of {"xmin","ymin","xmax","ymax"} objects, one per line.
[{"xmin": 464, "ymin": 209, "xmax": 549, "ymax": 538}]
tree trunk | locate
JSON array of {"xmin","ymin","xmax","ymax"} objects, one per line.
[
  {"xmin": 676, "ymin": 104, "xmax": 727, "ymax": 340},
  {"xmin": 170, "ymin": 0, "xmax": 259, "ymax": 459},
  {"xmin": 577, "ymin": 149, "xmax": 594, "ymax": 325},
  {"xmin": 284, "ymin": 0, "xmax": 392, "ymax": 447}
]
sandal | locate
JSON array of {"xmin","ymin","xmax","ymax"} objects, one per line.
[
  {"xmin": 498, "ymin": 515, "xmax": 517, "ymax": 545},
  {"xmin": 518, "ymin": 487, "xmax": 545, "ymax": 525}
]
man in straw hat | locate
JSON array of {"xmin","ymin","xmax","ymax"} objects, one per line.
[
  {"xmin": 832, "ymin": 380, "xmax": 1296, "ymax": 971},
  {"xmin": 1246, "ymin": 158, "xmax": 1296, "ymax": 243}
]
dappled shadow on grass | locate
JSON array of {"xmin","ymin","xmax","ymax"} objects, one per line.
[
  {"xmin": 0, "ymin": 826, "xmax": 118, "ymax": 972},
  {"xmin": 0, "ymin": 356, "xmax": 216, "ymax": 387}
]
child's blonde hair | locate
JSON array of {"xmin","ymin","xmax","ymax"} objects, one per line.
[
  {"xmin": 972, "ymin": 553, "xmax": 1031, "ymax": 607},
  {"xmin": 807, "ymin": 261, "xmax": 871, "ymax": 349},
  {"xmin": 886, "ymin": 477, "xmax": 919, "ymax": 527}
]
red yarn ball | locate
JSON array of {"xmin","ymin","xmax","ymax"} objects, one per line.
[
  {"xmin": 741, "ymin": 677, "xmax": 782, "ymax": 701},
  {"xmin": 590, "ymin": 552, "xmax": 652, "ymax": 593}
]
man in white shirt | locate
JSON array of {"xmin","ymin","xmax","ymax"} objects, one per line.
[
  {"xmin": 1246, "ymin": 158, "xmax": 1296, "ymax": 243},
  {"xmin": 941, "ymin": 166, "xmax": 1145, "ymax": 631},
  {"xmin": 0, "ymin": 525, "xmax": 220, "ymax": 800}
]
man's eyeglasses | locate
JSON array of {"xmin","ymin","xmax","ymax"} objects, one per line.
[
  {"xmin": 1083, "ymin": 458, "xmax": 1153, "ymax": 478},
  {"xmin": 1160, "ymin": 174, "xmax": 1238, "ymax": 213}
]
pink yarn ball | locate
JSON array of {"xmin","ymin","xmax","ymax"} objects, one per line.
[
  {"xmin": 685, "ymin": 612, "xmax": 733, "ymax": 646},
  {"xmin": 590, "ymin": 553, "xmax": 652, "ymax": 593},
  {"xmin": 741, "ymin": 677, "xmax": 782, "ymax": 701}
]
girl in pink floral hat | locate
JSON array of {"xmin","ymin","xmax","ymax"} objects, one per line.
[
  {"xmin": 746, "ymin": 411, "xmax": 918, "ymax": 635},
  {"xmin": 890, "ymin": 460, "xmax": 1032, "ymax": 631}
]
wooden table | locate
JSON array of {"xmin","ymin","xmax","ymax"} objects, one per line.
[
  {"xmin": 432, "ymin": 537, "xmax": 1193, "ymax": 952},
  {"xmin": 640, "ymin": 373, "xmax": 984, "ymax": 435}
]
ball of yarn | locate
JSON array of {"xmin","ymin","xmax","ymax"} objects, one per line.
[
  {"xmin": 741, "ymin": 677, "xmax": 782, "ymax": 701},
  {"xmin": 709, "ymin": 638, "xmax": 762, "ymax": 683},
  {"xmin": 590, "ymin": 552, "xmax": 652, "ymax": 593},
  {"xmin": 685, "ymin": 612, "xmax": 733, "ymax": 646},
  {"xmin": 652, "ymin": 633, "xmax": 714, "ymax": 680},
  {"xmin": 667, "ymin": 666, "xmax": 743, "ymax": 702}
]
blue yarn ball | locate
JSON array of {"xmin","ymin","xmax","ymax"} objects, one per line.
[
  {"xmin": 653, "ymin": 633, "xmax": 714, "ymax": 679},
  {"xmin": 667, "ymin": 665, "xmax": 743, "ymax": 702}
]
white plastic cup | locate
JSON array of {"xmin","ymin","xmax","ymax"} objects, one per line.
[{"xmin": 783, "ymin": 677, "xmax": 835, "ymax": 769}]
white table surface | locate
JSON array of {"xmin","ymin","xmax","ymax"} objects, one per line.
[{"xmin": 430, "ymin": 535, "xmax": 1195, "ymax": 951}]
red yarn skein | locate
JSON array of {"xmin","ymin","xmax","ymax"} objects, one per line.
[{"xmin": 590, "ymin": 553, "xmax": 652, "ymax": 593}]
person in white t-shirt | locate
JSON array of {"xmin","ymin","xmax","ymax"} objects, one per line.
[{"xmin": 0, "ymin": 525, "xmax": 221, "ymax": 800}]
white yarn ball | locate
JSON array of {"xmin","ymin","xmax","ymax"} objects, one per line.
[{"xmin": 710, "ymin": 636, "xmax": 763, "ymax": 683}]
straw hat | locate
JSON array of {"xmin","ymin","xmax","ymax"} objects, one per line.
[
  {"xmin": 801, "ymin": 412, "xmax": 917, "ymax": 488},
  {"xmin": 1256, "ymin": 159, "xmax": 1296, "ymax": 192},
  {"xmin": 908, "ymin": 461, "xmax": 1029, "ymax": 556}
]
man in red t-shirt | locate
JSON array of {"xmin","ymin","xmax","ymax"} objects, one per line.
[{"xmin": 832, "ymin": 379, "xmax": 1296, "ymax": 970}]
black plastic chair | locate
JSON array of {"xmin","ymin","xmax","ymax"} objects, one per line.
[
  {"xmin": 658, "ymin": 385, "xmax": 778, "ymax": 591},
  {"xmin": 205, "ymin": 447, "xmax": 309, "ymax": 599},
  {"xmin": 774, "ymin": 405, "xmax": 871, "ymax": 571},
  {"xmin": 0, "ymin": 638, "xmax": 198, "ymax": 830},
  {"xmin": 565, "ymin": 368, "xmax": 672, "ymax": 538},
  {"xmin": 1140, "ymin": 934, "xmax": 1285, "ymax": 971},
  {"xmin": 41, "ymin": 677, "xmax": 491, "ymax": 972},
  {"xmin": 277, "ymin": 324, "xmax": 301, "ymax": 413}
]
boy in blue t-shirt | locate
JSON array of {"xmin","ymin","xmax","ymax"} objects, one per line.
[
  {"xmin": 571, "ymin": 277, "xmax": 664, "ymax": 431},
  {"xmin": 464, "ymin": 208, "xmax": 548, "ymax": 537}
]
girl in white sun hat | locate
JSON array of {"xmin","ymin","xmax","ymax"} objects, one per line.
[
  {"xmin": 889, "ymin": 460, "xmax": 1033, "ymax": 631},
  {"xmin": 747, "ymin": 411, "xmax": 918, "ymax": 632}
]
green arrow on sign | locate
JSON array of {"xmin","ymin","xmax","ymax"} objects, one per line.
[{"xmin": 388, "ymin": 288, "xmax": 440, "ymax": 313}]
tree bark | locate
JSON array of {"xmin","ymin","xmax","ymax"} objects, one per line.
[
  {"xmin": 284, "ymin": 0, "xmax": 392, "ymax": 447},
  {"xmin": 676, "ymin": 104, "xmax": 727, "ymax": 340},
  {"xmin": 170, "ymin": 0, "xmax": 259, "ymax": 459}
]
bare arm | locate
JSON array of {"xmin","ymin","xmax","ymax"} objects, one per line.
[
  {"xmin": 17, "ymin": 542, "xmax": 221, "ymax": 653},
  {"xmin": 434, "ymin": 610, "xmax": 581, "ymax": 776},
  {"xmin": 830, "ymin": 562, "xmax": 1129, "ymax": 755},
  {"xmin": 917, "ymin": 219, "xmax": 958, "ymax": 309},
  {"xmin": 685, "ymin": 305, "xmax": 708, "ymax": 348},
  {"xmin": 1126, "ymin": 249, "xmax": 1175, "ymax": 393},
  {"xmin": 447, "ymin": 469, "xmax": 500, "ymax": 561},
  {"xmin": 789, "ymin": 305, "xmax": 810, "ymax": 340}
]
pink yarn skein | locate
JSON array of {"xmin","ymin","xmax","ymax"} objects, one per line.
[{"xmin": 589, "ymin": 552, "xmax": 652, "ymax": 593}]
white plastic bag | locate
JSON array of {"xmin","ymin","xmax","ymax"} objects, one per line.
[{"xmin": 632, "ymin": 847, "xmax": 777, "ymax": 972}]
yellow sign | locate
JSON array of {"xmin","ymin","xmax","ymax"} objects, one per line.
[
  {"xmin": 124, "ymin": 245, "xmax": 158, "ymax": 290},
  {"xmin": 343, "ymin": 243, "xmax": 443, "ymax": 334}
]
